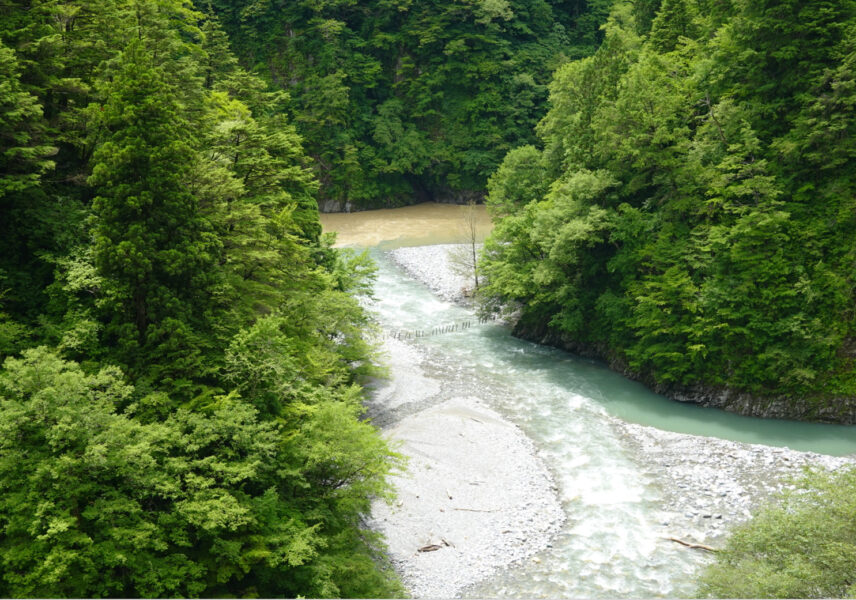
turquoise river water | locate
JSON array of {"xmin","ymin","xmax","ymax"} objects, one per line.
[
  {"xmin": 320, "ymin": 204, "xmax": 856, "ymax": 597},
  {"xmin": 366, "ymin": 246, "xmax": 856, "ymax": 598}
]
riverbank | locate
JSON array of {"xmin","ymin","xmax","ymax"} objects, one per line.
[
  {"xmin": 513, "ymin": 315, "xmax": 856, "ymax": 425},
  {"xmin": 392, "ymin": 243, "xmax": 856, "ymax": 425},
  {"xmin": 365, "ymin": 336, "xmax": 564, "ymax": 598},
  {"xmin": 611, "ymin": 419, "xmax": 854, "ymax": 546},
  {"xmin": 390, "ymin": 244, "xmax": 479, "ymax": 304},
  {"xmin": 385, "ymin": 243, "xmax": 856, "ymax": 550}
]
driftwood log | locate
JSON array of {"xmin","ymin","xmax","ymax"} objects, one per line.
[{"xmin": 417, "ymin": 539, "xmax": 453, "ymax": 553}]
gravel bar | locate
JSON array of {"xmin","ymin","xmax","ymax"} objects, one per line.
[
  {"xmin": 611, "ymin": 419, "xmax": 855, "ymax": 546},
  {"xmin": 390, "ymin": 244, "xmax": 479, "ymax": 304},
  {"xmin": 366, "ymin": 334, "xmax": 564, "ymax": 598}
]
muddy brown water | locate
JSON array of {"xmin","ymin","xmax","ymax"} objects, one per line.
[{"xmin": 319, "ymin": 202, "xmax": 493, "ymax": 248}]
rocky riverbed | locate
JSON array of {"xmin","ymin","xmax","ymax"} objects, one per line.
[
  {"xmin": 611, "ymin": 419, "xmax": 854, "ymax": 546},
  {"xmin": 365, "ymin": 337, "xmax": 564, "ymax": 598},
  {"xmin": 371, "ymin": 244, "xmax": 856, "ymax": 597},
  {"xmin": 370, "ymin": 246, "xmax": 569, "ymax": 597}
]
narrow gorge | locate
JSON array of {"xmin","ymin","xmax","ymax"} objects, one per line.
[{"xmin": 322, "ymin": 204, "xmax": 856, "ymax": 598}]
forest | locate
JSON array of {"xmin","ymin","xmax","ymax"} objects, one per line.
[
  {"xmin": 481, "ymin": 0, "xmax": 856, "ymax": 422},
  {"xmin": 0, "ymin": 0, "xmax": 404, "ymax": 595},
  {"xmin": 209, "ymin": 0, "xmax": 616, "ymax": 208},
  {"xmin": 2, "ymin": 0, "xmax": 855, "ymax": 597}
]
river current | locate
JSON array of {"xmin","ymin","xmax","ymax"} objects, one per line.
[{"xmin": 322, "ymin": 203, "xmax": 856, "ymax": 597}]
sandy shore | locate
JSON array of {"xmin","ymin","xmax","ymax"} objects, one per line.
[{"xmin": 366, "ymin": 337, "xmax": 564, "ymax": 598}]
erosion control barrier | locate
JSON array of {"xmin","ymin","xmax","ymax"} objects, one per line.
[{"xmin": 389, "ymin": 315, "xmax": 496, "ymax": 340}]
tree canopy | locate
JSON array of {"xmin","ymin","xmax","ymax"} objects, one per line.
[
  {"xmin": 697, "ymin": 467, "xmax": 856, "ymax": 598},
  {"xmin": 0, "ymin": 0, "xmax": 403, "ymax": 595},
  {"xmin": 209, "ymin": 0, "xmax": 614, "ymax": 208},
  {"xmin": 479, "ymin": 0, "xmax": 856, "ymax": 418}
]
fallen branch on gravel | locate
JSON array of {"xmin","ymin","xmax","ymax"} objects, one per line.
[
  {"xmin": 453, "ymin": 507, "xmax": 496, "ymax": 513},
  {"xmin": 665, "ymin": 537, "xmax": 718, "ymax": 552},
  {"xmin": 418, "ymin": 539, "xmax": 453, "ymax": 553}
]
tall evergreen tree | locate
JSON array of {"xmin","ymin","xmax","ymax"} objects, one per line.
[
  {"xmin": 0, "ymin": 40, "xmax": 57, "ymax": 354},
  {"xmin": 647, "ymin": 0, "xmax": 698, "ymax": 52},
  {"xmin": 0, "ymin": 42, "xmax": 53, "ymax": 199},
  {"xmin": 89, "ymin": 40, "xmax": 219, "ymax": 387}
]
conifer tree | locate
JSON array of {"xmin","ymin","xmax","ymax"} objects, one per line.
[
  {"xmin": 647, "ymin": 0, "xmax": 698, "ymax": 52},
  {"xmin": 0, "ymin": 40, "xmax": 56, "ymax": 353},
  {"xmin": 0, "ymin": 42, "xmax": 54, "ymax": 199},
  {"xmin": 89, "ymin": 40, "xmax": 218, "ymax": 383},
  {"xmin": 200, "ymin": 9, "xmax": 239, "ymax": 90}
]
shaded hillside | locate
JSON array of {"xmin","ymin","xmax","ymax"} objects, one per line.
[{"xmin": 210, "ymin": 0, "xmax": 613, "ymax": 209}]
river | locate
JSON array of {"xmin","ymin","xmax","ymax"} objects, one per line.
[{"xmin": 321, "ymin": 203, "xmax": 856, "ymax": 597}]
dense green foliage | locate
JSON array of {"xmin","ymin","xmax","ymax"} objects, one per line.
[
  {"xmin": 697, "ymin": 467, "xmax": 856, "ymax": 598},
  {"xmin": 0, "ymin": 348, "xmax": 398, "ymax": 597},
  {"xmin": 0, "ymin": 1, "xmax": 403, "ymax": 596},
  {"xmin": 209, "ymin": 0, "xmax": 613, "ymax": 208},
  {"xmin": 9, "ymin": 0, "xmax": 856, "ymax": 594},
  {"xmin": 481, "ymin": 0, "xmax": 856, "ymax": 413}
]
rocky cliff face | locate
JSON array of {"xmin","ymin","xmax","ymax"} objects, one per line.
[
  {"xmin": 512, "ymin": 319, "xmax": 856, "ymax": 425},
  {"xmin": 318, "ymin": 198, "xmax": 358, "ymax": 213}
]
